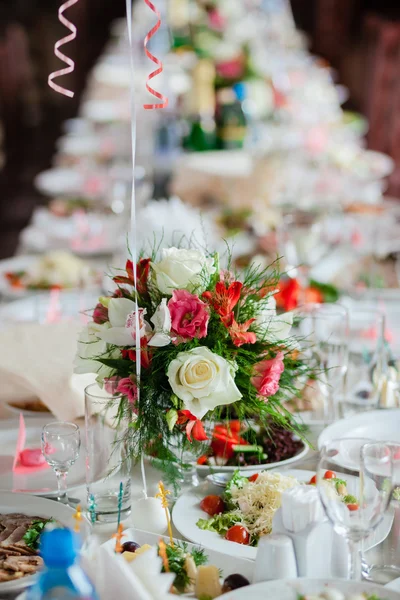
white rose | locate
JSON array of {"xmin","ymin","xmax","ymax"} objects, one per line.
[
  {"xmin": 151, "ymin": 247, "xmax": 216, "ymax": 295},
  {"xmin": 148, "ymin": 298, "xmax": 171, "ymax": 347},
  {"xmin": 167, "ymin": 346, "xmax": 242, "ymax": 420},
  {"xmin": 255, "ymin": 295, "xmax": 293, "ymax": 341},
  {"xmin": 74, "ymin": 322, "xmax": 110, "ymax": 374}
]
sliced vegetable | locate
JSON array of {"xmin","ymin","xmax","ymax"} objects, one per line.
[
  {"xmin": 324, "ymin": 470, "xmax": 337, "ymax": 479},
  {"xmin": 347, "ymin": 503, "xmax": 359, "ymax": 511},
  {"xmin": 225, "ymin": 525, "xmax": 250, "ymax": 545},
  {"xmin": 200, "ymin": 495, "xmax": 225, "ymax": 516},
  {"xmin": 248, "ymin": 473, "xmax": 259, "ymax": 483},
  {"xmin": 309, "ymin": 474, "xmax": 317, "ymax": 485}
]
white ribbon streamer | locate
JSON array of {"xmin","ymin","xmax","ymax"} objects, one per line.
[{"xmin": 125, "ymin": 0, "xmax": 147, "ymax": 498}]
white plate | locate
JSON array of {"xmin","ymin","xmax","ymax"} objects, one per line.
[
  {"xmin": 34, "ymin": 168, "xmax": 84, "ymax": 197},
  {"xmin": 57, "ymin": 135, "xmax": 101, "ymax": 157},
  {"xmin": 318, "ymin": 410, "xmax": 400, "ymax": 466},
  {"xmin": 80, "ymin": 100, "xmax": 130, "ymax": 123},
  {"xmin": 0, "ymin": 291, "xmax": 99, "ymax": 327},
  {"xmin": 172, "ymin": 469, "xmax": 314, "ymax": 560},
  {"xmin": 0, "ymin": 417, "xmax": 90, "ymax": 496},
  {"xmin": 0, "ymin": 255, "xmax": 37, "ymax": 299},
  {"xmin": 182, "ymin": 151, "xmax": 253, "ymax": 177},
  {"xmin": 222, "ymin": 578, "xmax": 400, "ymax": 600},
  {"xmin": 101, "ymin": 527, "xmax": 255, "ymax": 583},
  {"xmin": 0, "ymin": 491, "xmax": 91, "ymax": 594},
  {"xmin": 196, "ymin": 441, "xmax": 309, "ymax": 475}
]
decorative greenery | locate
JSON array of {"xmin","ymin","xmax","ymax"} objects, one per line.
[{"xmin": 75, "ymin": 243, "xmax": 315, "ymax": 486}]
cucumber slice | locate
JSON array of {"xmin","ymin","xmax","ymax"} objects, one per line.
[{"xmin": 232, "ymin": 444, "xmax": 263, "ymax": 453}]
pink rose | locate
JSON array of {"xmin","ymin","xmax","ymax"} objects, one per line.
[
  {"xmin": 168, "ymin": 290, "xmax": 209, "ymax": 341},
  {"xmin": 251, "ymin": 352, "xmax": 285, "ymax": 398},
  {"xmin": 116, "ymin": 376, "xmax": 138, "ymax": 408}
]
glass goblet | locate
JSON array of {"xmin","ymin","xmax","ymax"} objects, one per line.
[
  {"xmin": 317, "ymin": 439, "xmax": 393, "ymax": 581},
  {"xmin": 41, "ymin": 421, "xmax": 81, "ymax": 504}
]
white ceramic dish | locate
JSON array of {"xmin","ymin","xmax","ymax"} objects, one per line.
[
  {"xmin": 173, "ymin": 467, "xmax": 393, "ymax": 561},
  {"xmin": 318, "ymin": 410, "xmax": 400, "ymax": 467},
  {"xmin": 222, "ymin": 578, "xmax": 400, "ymax": 600},
  {"xmin": 0, "ymin": 492, "xmax": 91, "ymax": 595},
  {"xmin": 34, "ymin": 168, "xmax": 84, "ymax": 197},
  {"xmin": 0, "ymin": 290, "xmax": 99, "ymax": 327},
  {"xmin": 172, "ymin": 469, "xmax": 314, "ymax": 560},
  {"xmin": 196, "ymin": 440, "xmax": 309, "ymax": 476}
]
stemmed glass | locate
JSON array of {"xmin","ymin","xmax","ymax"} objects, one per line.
[
  {"xmin": 295, "ymin": 303, "xmax": 348, "ymax": 422},
  {"xmin": 41, "ymin": 422, "xmax": 81, "ymax": 504},
  {"xmin": 317, "ymin": 439, "xmax": 394, "ymax": 580}
]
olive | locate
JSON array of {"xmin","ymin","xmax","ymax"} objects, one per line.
[
  {"xmin": 121, "ymin": 541, "xmax": 141, "ymax": 553},
  {"xmin": 222, "ymin": 573, "xmax": 250, "ymax": 592}
]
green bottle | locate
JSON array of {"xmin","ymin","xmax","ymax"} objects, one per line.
[
  {"xmin": 216, "ymin": 83, "xmax": 247, "ymax": 149},
  {"xmin": 185, "ymin": 59, "xmax": 217, "ymax": 152}
]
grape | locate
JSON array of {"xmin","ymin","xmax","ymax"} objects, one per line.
[
  {"xmin": 121, "ymin": 541, "xmax": 140, "ymax": 553},
  {"xmin": 222, "ymin": 574, "xmax": 250, "ymax": 592}
]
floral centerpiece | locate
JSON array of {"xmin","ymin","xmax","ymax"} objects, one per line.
[{"xmin": 75, "ymin": 245, "xmax": 308, "ymax": 482}]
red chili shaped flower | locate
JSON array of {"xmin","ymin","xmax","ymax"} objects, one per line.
[
  {"xmin": 121, "ymin": 337, "xmax": 152, "ymax": 369},
  {"xmin": 177, "ymin": 410, "xmax": 208, "ymax": 442},
  {"xmin": 113, "ymin": 258, "xmax": 151, "ymax": 297},
  {"xmin": 202, "ymin": 281, "xmax": 242, "ymax": 318},
  {"xmin": 222, "ymin": 312, "xmax": 257, "ymax": 347}
]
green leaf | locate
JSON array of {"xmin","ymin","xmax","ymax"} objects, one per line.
[
  {"xmin": 166, "ymin": 409, "xmax": 178, "ymax": 431},
  {"xmin": 23, "ymin": 518, "xmax": 53, "ymax": 550},
  {"xmin": 309, "ymin": 279, "xmax": 339, "ymax": 303}
]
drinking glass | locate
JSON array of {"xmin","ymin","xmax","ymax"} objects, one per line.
[
  {"xmin": 277, "ymin": 208, "xmax": 329, "ymax": 296},
  {"xmin": 41, "ymin": 422, "xmax": 81, "ymax": 504},
  {"xmin": 317, "ymin": 439, "xmax": 393, "ymax": 580},
  {"xmin": 362, "ymin": 442, "xmax": 400, "ymax": 583},
  {"xmin": 85, "ymin": 383, "xmax": 132, "ymax": 523},
  {"xmin": 339, "ymin": 310, "xmax": 385, "ymax": 417},
  {"xmin": 295, "ymin": 303, "xmax": 348, "ymax": 422}
]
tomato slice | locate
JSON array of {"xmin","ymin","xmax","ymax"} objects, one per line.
[
  {"xmin": 197, "ymin": 455, "xmax": 209, "ymax": 465},
  {"xmin": 324, "ymin": 470, "xmax": 337, "ymax": 480},
  {"xmin": 309, "ymin": 474, "xmax": 317, "ymax": 485},
  {"xmin": 225, "ymin": 525, "xmax": 250, "ymax": 545},
  {"xmin": 248, "ymin": 473, "xmax": 259, "ymax": 483},
  {"xmin": 347, "ymin": 503, "xmax": 359, "ymax": 511},
  {"xmin": 200, "ymin": 495, "xmax": 225, "ymax": 516}
]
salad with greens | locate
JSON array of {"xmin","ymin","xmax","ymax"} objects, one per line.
[{"xmin": 197, "ymin": 469, "xmax": 298, "ymax": 546}]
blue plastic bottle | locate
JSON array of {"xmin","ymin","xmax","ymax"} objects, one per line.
[{"xmin": 26, "ymin": 529, "xmax": 98, "ymax": 600}]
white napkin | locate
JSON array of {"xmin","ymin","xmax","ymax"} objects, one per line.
[
  {"xmin": 93, "ymin": 545, "xmax": 175, "ymax": 600},
  {"xmin": 0, "ymin": 320, "xmax": 95, "ymax": 420},
  {"xmin": 281, "ymin": 485, "xmax": 325, "ymax": 532}
]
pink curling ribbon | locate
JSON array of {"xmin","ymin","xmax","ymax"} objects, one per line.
[
  {"xmin": 48, "ymin": 0, "xmax": 79, "ymax": 98},
  {"xmin": 143, "ymin": 0, "xmax": 168, "ymax": 109}
]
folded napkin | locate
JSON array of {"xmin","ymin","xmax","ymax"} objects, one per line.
[
  {"xmin": 280, "ymin": 485, "xmax": 325, "ymax": 532},
  {"xmin": 84, "ymin": 545, "xmax": 175, "ymax": 600},
  {"xmin": 0, "ymin": 320, "xmax": 95, "ymax": 421}
]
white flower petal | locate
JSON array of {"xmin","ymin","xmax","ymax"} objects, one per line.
[
  {"xmin": 98, "ymin": 326, "xmax": 134, "ymax": 346},
  {"xmin": 108, "ymin": 297, "xmax": 136, "ymax": 327},
  {"xmin": 148, "ymin": 332, "xmax": 171, "ymax": 347}
]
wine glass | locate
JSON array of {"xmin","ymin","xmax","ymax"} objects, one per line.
[
  {"xmin": 41, "ymin": 422, "xmax": 81, "ymax": 504},
  {"xmin": 317, "ymin": 439, "xmax": 393, "ymax": 580},
  {"xmin": 295, "ymin": 303, "xmax": 348, "ymax": 422}
]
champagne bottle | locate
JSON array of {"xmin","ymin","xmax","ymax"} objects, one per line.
[
  {"xmin": 168, "ymin": 0, "xmax": 192, "ymax": 50},
  {"xmin": 216, "ymin": 83, "xmax": 247, "ymax": 149},
  {"xmin": 185, "ymin": 59, "xmax": 217, "ymax": 152}
]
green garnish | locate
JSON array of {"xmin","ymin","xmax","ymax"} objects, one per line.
[
  {"xmin": 160, "ymin": 541, "xmax": 207, "ymax": 592},
  {"xmin": 343, "ymin": 494, "xmax": 358, "ymax": 504},
  {"xmin": 393, "ymin": 487, "xmax": 400, "ymax": 501},
  {"xmin": 197, "ymin": 511, "xmax": 241, "ymax": 536},
  {"xmin": 232, "ymin": 444, "xmax": 263, "ymax": 453},
  {"xmin": 23, "ymin": 518, "xmax": 53, "ymax": 550}
]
